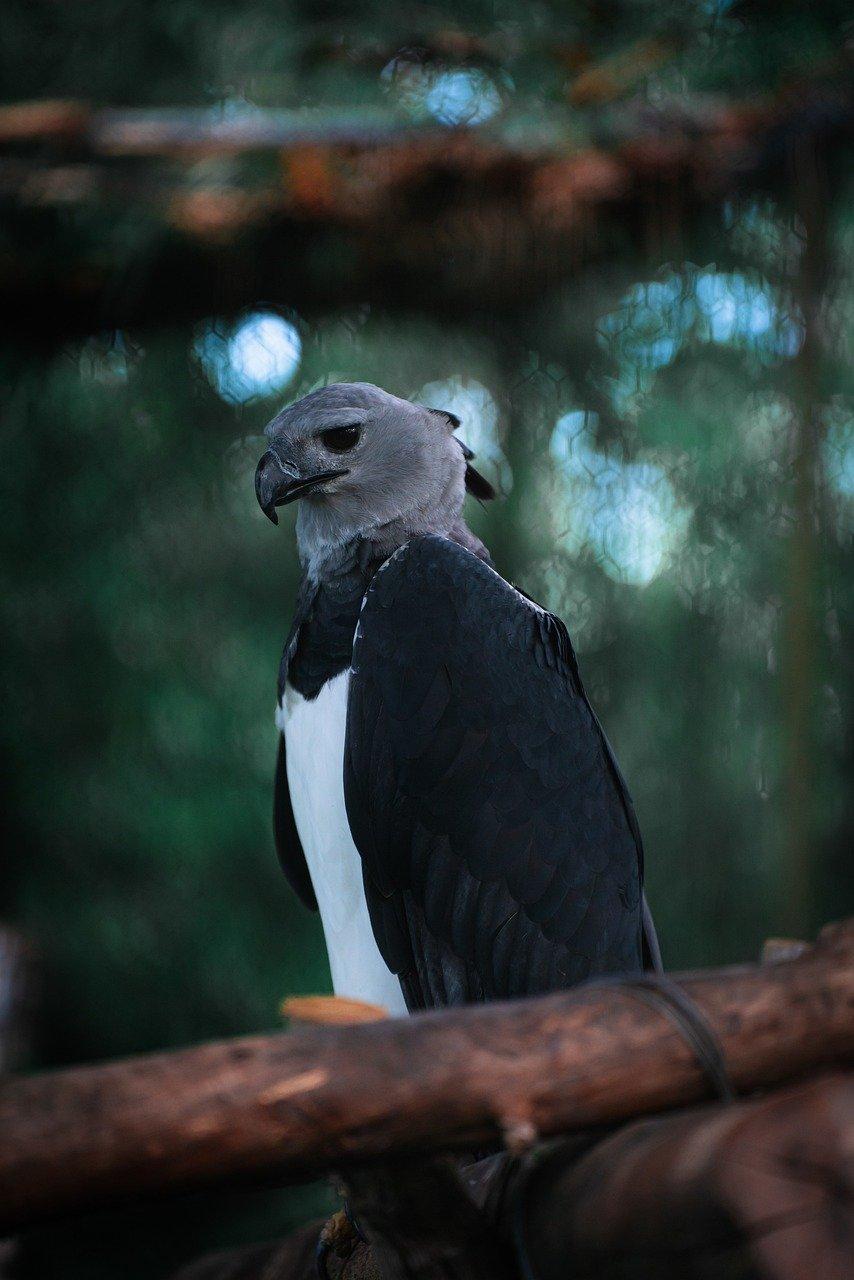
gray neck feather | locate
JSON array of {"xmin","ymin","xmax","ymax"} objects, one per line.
[{"xmin": 296, "ymin": 460, "xmax": 479, "ymax": 581}]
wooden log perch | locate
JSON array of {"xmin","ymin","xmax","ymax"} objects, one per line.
[
  {"xmin": 0, "ymin": 919, "xmax": 851, "ymax": 1233},
  {"xmin": 168, "ymin": 1073, "xmax": 854, "ymax": 1280},
  {"xmin": 516, "ymin": 1072, "xmax": 854, "ymax": 1280}
]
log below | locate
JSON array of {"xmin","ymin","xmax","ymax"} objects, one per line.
[
  {"xmin": 0, "ymin": 920, "xmax": 852, "ymax": 1232},
  {"xmin": 170, "ymin": 1073, "xmax": 854, "ymax": 1280},
  {"xmin": 517, "ymin": 1072, "xmax": 854, "ymax": 1280}
]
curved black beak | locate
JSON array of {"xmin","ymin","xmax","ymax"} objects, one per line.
[{"xmin": 254, "ymin": 449, "xmax": 349, "ymax": 525}]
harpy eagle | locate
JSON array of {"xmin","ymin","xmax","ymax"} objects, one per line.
[{"xmin": 256, "ymin": 383, "xmax": 660, "ymax": 1015}]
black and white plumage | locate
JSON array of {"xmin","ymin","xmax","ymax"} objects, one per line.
[{"xmin": 257, "ymin": 383, "xmax": 658, "ymax": 1015}]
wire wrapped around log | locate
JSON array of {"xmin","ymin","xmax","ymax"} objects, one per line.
[{"xmin": 0, "ymin": 920, "xmax": 851, "ymax": 1231}]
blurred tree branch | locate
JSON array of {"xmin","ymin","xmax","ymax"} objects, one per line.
[{"xmin": 0, "ymin": 73, "xmax": 850, "ymax": 340}]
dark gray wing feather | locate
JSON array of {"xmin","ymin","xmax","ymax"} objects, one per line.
[
  {"xmin": 344, "ymin": 536, "xmax": 646, "ymax": 1011},
  {"xmin": 274, "ymin": 735, "xmax": 317, "ymax": 911}
]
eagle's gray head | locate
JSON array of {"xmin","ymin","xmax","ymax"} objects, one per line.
[{"xmin": 255, "ymin": 382, "xmax": 494, "ymax": 573}]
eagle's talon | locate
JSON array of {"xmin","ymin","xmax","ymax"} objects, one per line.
[{"xmin": 315, "ymin": 1208, "xmax": 362, "ymax": 1277}]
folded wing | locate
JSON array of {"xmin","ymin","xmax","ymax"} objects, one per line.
[{"xmin": 344, "ymin": 536, "xmax": 648, "ymax": 1010}]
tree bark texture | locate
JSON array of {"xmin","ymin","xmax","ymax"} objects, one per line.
[
  {"xmin": 0, "ymin": 920, "xmax": 851, "ymax": 1232},
  {"xmin": 516, "ymin": 1072, "xmax": 854, "ymax": 1280},
  {"xmin": 168, "ymin": 1073, "xmax": 854, "ymax": 1280}
]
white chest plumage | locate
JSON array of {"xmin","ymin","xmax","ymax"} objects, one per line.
[{"xmin": 277, "ymin": 670, "xmax": 408, "ymax": 1017}]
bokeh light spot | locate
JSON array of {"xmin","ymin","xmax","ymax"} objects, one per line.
[
  {"xmin": 77, "ymin": 331, "xmax": 134, "ymax": 385},
  {"xmin": 550, "ymin": 411, "xmax": 691, "ymax": 587},
  {"xmin": 824, "ymin": 405, "xmax": 854, "ymax": 501},
  {"xmin": 416, "ymin": 374, "xmax": 512, "ymax": 492},
  {"xmin": 424, "ymin": 69, "xmax": 502, "ymax": 125},
  {"xmin": 195, "ymin": 312, "xmax": 302, "ymax": 404},
  {"xmin": 598, "ymin": 270, "xmax": 804, "ymax": 393},
  {"xmin": 383, "ymin": 58, "xmax": 502, "ymax": 127}
]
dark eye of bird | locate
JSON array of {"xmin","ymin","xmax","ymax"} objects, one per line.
[{"xmin": 320, "ymin": 425, "xmax": 361, "ymax": 454}]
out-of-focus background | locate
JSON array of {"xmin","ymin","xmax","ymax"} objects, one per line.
[{"xmin": 1, "ymin": 2, "xmax": 852, "ymax": 1276}]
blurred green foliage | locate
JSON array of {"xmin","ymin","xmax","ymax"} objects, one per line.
[
  {"xmin": 2, "ymin": 0, "xmax": 852, "ymax": 108},
  {"xmin": 1, "ymin": 2, "xmax": 853, "ymax": 1277}
]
